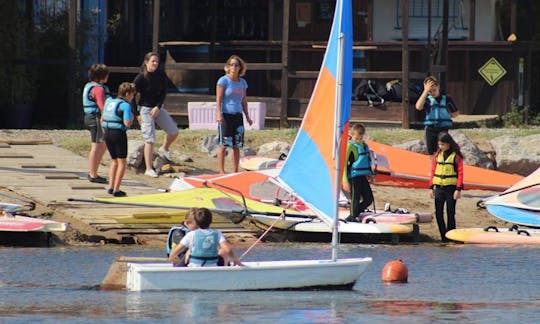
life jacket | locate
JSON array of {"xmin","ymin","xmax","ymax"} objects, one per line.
[
  {"xmin": 166, "ymin": 225, "xmax": 189, "ymax": 257},
  {"xmin": 189, "ymin": 229, "xmax": 220, "ymax": 266},
  {"xmin": 82, "ymin": 82, "xmax": 110, "ymax": 114},
  {"xmin": 101, "ymin": 98, "xmax": 126, "ymax": 130},
  {"xmin": 348, "ymin": 141, "xmax": 373, "ymax": 178},
  {"xmin": 432, "ymin": 151, "xmax": 458, "ymax": 186},
  {"xmin": 424, "ymin": 95, "xmax": 452, "ymax": 128}
]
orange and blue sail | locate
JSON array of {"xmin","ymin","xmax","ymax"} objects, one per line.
[{"xmin": 276, "ymin": 0, "xmax": 352, "ymax": 225}]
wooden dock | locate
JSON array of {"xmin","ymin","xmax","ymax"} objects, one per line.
[{"xmin": 0, "ymin": 140, "xmax": 255, "ymax": 245}]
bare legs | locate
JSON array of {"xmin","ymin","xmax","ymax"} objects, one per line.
[
  {"xmin": 108, "ymin": 158, "xmax": 127, "ymax": 192},
  {"xmin": 217, "ymin": 146, "xmax": 240, "ymax": 174},
  {"xmin": 162, "ymin": 132, "xmax": 178, "ymax": 151},
  {"xmin": 144, "ymin": 142, "xmax": 154, "ymax": 172},
  {"xmin": 89, "ymin": 142, "xmax": 106, "ymax": 177}
]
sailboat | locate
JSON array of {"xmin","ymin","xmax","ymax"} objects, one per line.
[{"xmin": 118, "ymin": 0, "xmax": 372, "ymax": 291}]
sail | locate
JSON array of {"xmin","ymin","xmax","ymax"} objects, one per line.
[
  {"xmin": 276, "ymin": 0, "xmax": 352, "ymax": 225},
  {"xmin": 484, "ymin": 167, "xmax": 540, "ymax": 211}
]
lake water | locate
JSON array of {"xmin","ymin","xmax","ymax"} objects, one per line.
[{"xmin": 1, "ymin": 243, "xmax": 539, "ymax": 323}]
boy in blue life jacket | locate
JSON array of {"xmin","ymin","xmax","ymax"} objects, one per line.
[
  {"xmin": 415, "ymin": 76, "xmax": 459, "ymax": 155},
  {"xmin": 168, "ymin": 208, "xmax": 242, "ymax": 267},
  {"xmin": 102, "ymin": 82, "xmax": 135, "ymax": 197},
  {"xmin": 166, "ymin": 208, "xmax": 198, "ymax": 267},
  {"xmin": 342, "ymin": 123, "xmax": 376, "ymax": 222}
]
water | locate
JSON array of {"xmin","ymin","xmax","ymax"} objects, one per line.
[{"xmin": 1, "ymin": 243, "xmax": 539, "ymax": 323}]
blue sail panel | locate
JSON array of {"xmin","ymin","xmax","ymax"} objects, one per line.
[{"xmin": 277, "ymin": 0, "xmax": 352, "ymax": 224}]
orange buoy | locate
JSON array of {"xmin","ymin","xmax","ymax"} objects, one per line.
[{"xmin": 381, "ymin": 259, "xmax": 408, "ymax": 283}]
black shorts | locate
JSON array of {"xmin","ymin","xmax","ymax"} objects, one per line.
[
  {"xmin": 104, "ymin": 128, "xmax": 128, "ymax": 159},
  {"xmin": 218, "ymin": 113, "xmax": 245, "ymax": 148},
  {"xmin": 84, "ymin": 113, "xmax": 104, "ymax": 143}
]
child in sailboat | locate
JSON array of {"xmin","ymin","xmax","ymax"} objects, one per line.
[
  {"xmin": 342, "ymin": 123, "xmax": 376, "ymax": 222},
  {"xmin": 168, "ymin": 208, "xmax": 242, "ymax": 267},
  {"xmin": 166, "ymin": 207, "xmax": 198, "ymax": 266},
  {"xmin": 429, "ymin": 132, "xmax": 464, "ymax": 241}
]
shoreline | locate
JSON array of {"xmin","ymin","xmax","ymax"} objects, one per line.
[{"xmin": 0, "ymin": 129, "xmax": 521, "ymax": 246}]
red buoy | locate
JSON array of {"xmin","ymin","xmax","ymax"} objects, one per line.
[{"xmin": 381, "ymin": 259, "xmax": 408, "ymax": 283}]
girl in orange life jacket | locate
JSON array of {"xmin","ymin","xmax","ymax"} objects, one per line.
[{"xmin": 429, "ymin": 132, "xmax": 464, "ymax": 241}]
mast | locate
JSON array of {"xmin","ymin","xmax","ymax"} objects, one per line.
[{"xmin": 332, "ymin": 30, "xmax": 345, "ymax": 261}]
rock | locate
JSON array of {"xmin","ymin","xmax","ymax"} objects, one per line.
[
  {"xmin": 257, "ymin": 141, "xmax": 290, "ymax": 157},
  {"xmin": 395, "ymin": 140, "xmax": 426, "ymax": 154},
  {"xmin": 490, "ymin": 134, "xmax": 540, "ymax": 175},
  {"xmin": 127, "ymin": 140, "xmax": 145, "ymax": 168},
  {"xmin": 449, "ymin": 130, "xmax": 494, "ymax": 169}
]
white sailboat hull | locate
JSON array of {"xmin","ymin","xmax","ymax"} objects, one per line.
[{"xmin": 126, "ymin": 258, "xmax": 372, "ymax": 291}]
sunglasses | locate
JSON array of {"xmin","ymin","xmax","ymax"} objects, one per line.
[{"xmin": 228, "ymin": 62, "xmax": 240, "ymax": 67}]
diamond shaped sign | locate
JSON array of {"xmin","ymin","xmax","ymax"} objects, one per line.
[{"xmin": 478, "ymin": 57, "xmax": 507, "ymax": 86}]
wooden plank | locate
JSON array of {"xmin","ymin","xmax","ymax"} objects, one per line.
[
  {"xmin": 0, "ymin": 143, "xmax": 10, "ymax": 148},
  {"xmin": 70, "ymin": 185, "xmax": 106, "ymax": 190},
  {"xmin": 0, "ymin": 153, "xmax": 34, "ymax": 158},
  {"xmin": 44, "ymin": 174, "xmax": 80, "ymax": 180},
  {"xmin": 0, "ymin": 139, "xmax": 53, "ymax": 145},
  {"xmin": 20, "ymin": 163, "xmax": 56, "ymax": 169}
]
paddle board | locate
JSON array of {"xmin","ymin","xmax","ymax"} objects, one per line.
[
  {"xmin": 240, "ymin": 156, "xmax": 284, "ymax": 171},
  {"xmin": 0, "ymin": 215, "xmax": 45, "ymax": 232},
  {"xmin": 486, "ymin": 204, "xmax": 540, "ymax": 227},
  {"xmin": 446, "ymin": 226, "xmax": 540, "ymax": 244},
  {"xmin": 250, "ymin": 214, "xmax": 413, "ymax": 234}
]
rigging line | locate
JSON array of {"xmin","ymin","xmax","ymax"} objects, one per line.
[{"xmin": 239, "ymin": 211, "xmax": 285, "ymax": 260}]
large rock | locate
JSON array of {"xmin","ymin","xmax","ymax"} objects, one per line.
[
  {"xmin": 490, "ymin": 134, "xmax": 540, "ymax": 175},
  {"xmin": 394, "ymin": 131, "xmax": 494, "ymax": 169},
  {"xmin": 257, "ymin": 141, "xmax": 290, "ymax": 157},
  {"xmin": 449, "ymin": 130, "xmax": 494, "ymax": 169},
  {"xmin": 127, "ymin": 140, "xmax": 145, "ymax": 169}
]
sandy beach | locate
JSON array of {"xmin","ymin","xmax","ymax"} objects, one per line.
[{"xmin": 0, "ymin": 129, "xmax": 515, "ymax": 245}]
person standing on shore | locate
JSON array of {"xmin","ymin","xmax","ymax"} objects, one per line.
[
  {"xmin": 133, "ymin": 52, "xmax": 179, "ymax": 178},
  {"xmin": 102, "ymin": 82, "xmax": 135, "ymax": 197},
  {"xmin": 215, "ymin": 55, "xmax": 252, "ymax": 174},
  {"xmin": 429, "ymin": 132, "xmax": 464, "ymax": 241},
  {"xmin": 415, "ymin": 76, "xmax": 459, "ymax": 155},
  {"xmin": 342, "ymin": 123, "xmax": 376, "ymax": 222},
  {"xmin": 82, "ymin": 64, "xmax": 110, "ymax": 183}
]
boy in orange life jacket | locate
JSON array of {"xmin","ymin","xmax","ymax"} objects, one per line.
[
  {"xmin": 429, "ymin": 132, "xmax": 464, "ymax": 241},
  {"xmin": 342, "ymin": 123, "xmax": 376, "ymax": 222}
]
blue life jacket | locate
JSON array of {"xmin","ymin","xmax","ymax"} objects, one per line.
[
  {"xmin": 166, "ymin": 225, "xmax": 189, "ymax": 257},
  {"xmin": 424, "ymin": 95, "xmax": 452, "ymax": 128},
  {"xmin": 102, "ymin": 98, "xmax": 126, "ymax": 130},
  {"xmin": 82, "ymin": 82, "xmax": 110, "ymax": 114},
  {"xmin": 349, "ymin": 141, "xmax": 373, "ymax": 178},
  {"xmin": 189, "ymin": 229, "xmax": 220, "ymax": 266}
]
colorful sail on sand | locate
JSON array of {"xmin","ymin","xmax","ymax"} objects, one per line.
[{"xmin": 483, "ymin": 167, "xmax": 540, "ymax": 227}]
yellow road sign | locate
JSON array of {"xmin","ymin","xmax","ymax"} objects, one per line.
[{"xmin": 478, "ymin": 57, "xmax": 507, "ymax": 86}]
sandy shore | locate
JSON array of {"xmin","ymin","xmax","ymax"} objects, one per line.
[{"xmin": 0, "ymin": 129, "xmax": 513, "ymax": 245}]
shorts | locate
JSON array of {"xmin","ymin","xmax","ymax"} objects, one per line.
[
  {"xmin": 84, "ymin": 113, "xmax": 104, "ymax": 143},
  {"xmin": 138, "ymin": 106, "xmax": 179, "ymax": 143},
  {"xmin": 104, "ymin": 128, "xmax": 128, "ymax": 159},
  {"xmin": 218, "ymin": 113, "xmax": 245, "ymax": 149}
]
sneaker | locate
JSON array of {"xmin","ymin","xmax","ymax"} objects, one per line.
[
  {"xmin": 144, "ymin": 169, "xmax": 159, "ymax": 178},
  {"xmin": 113, "ymin": 190, "xmax": 127, "ymax": 197},
  {"xmin": 345, "ymin": 215, "xmax": 358, "ymax": 222},
  {"xmin": 88, "ymin": 174, "xmax": 107, "ymax": 184},
  {"xmin": 159, "ymin": 146, "xmax": 173, "ymax": 161},
  {"xmin": 107, "ymin": 188, "xmax": 114, "ymax": 195}
]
